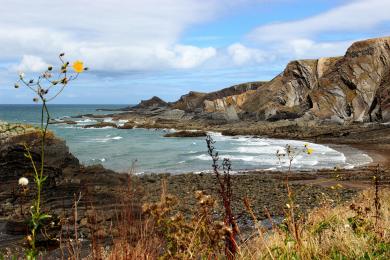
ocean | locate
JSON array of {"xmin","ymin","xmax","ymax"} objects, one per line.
[{"xmin": 0, "ymin": 104, "xmax": 372, "ymax": 174}]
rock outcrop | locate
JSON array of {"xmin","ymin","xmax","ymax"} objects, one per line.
[
  {"xmin": 242, "ymin": 37, "xmax": 390, "ymax": 123},
  {"xmin": 133, "ymin": 96, "xmax": 168, "ymax": 109},
  {"xmin": 170, "ymin": 82, "xmax": 266, "ymax": 114},
  {"xmin": 130, "ymin": 37, "xmax": 390, "ymax": 124},
  {"xmin": 0, "ymin": 122, "xmax": 132, "ymax": 244}
]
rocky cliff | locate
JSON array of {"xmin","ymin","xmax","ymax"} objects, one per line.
[
  {"xmin": 127, "ymin": 37, "xmax": 390, "ymax": 124},
  {"xmin": 0, "ymin": 122, "xmax": 132, "ymax": 244},
  {"xmin": 170, "ymin": 82, "xmax": 266, "ymax": 113},
  {"xmin": 242, "ymin": 37, "xmax": 390, "ymax": 123}
]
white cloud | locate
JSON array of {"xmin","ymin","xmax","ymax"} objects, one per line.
[
  {"xmin": 280, "ymin": 39, "xmax": 353, "ymax": 59},
  {"xmin": 14, "ymin": 55, "xmax": 49, "ymax": 72},
  {"xmin": 156, "ymin": 45, "xmax": 217, "ymax": 69},
  {"xmin": 249, "ymin": 0, "xmax": 390, "ymax": 43},
  {"xmin": 227, "ymin": 43, "xmax": 268, "ymax": 65},
  {"xmin": 0, "ymin": 0, "xmax": 237, "ymax": 71},
  {"xmin": 246, "ymin": 0, "xmax": 390, "ymax": 60}
]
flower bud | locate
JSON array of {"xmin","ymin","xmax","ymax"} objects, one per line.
[
  {"xmin": 61, "ymin": 77, "xmax": 68, "ymax": 84},
  {"xmin": 14, "ymin": 83, "xmax": 19, "ymax": 89},
  {"xmin": 59, "ymin": 53, "xmax": 65, "ymax": 57},
  {"xmin": 48, "ymin": 66, "xmax": 53, "ymax": 71},
  {"xmin": 33, "ymin": 97, "xmax": 39, "ymax": 103}
]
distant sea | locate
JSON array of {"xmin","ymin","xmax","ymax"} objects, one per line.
[{"xmin": 0, "ymin": 104, "xmax": 372, "ymax": 174}]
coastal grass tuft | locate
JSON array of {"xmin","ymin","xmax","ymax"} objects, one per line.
[{"xmin": 240, "ymin": 188, "xmax": 390, "ymax": 259}]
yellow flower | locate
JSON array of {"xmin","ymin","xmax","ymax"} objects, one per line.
[
  {"xmin": 72, "ymin": 60, "xmax": 84, "ymax": 73},
  {"xmin": 307, "ymin": 148, "xmax": 313, "ymax": 155}
]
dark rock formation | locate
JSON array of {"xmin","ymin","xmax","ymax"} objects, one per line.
[
  {"xmin": 0, "ymin": 123, "xmax": 132, "ymax": 247},
  {"xmin": 164, "ymin": 130, "xmax": 207, "ymax": 138},
  {"xmin": 49, "ymin": 120, "xmax": 77, "ymax": 125},
  {"xmin": 83, "ymin": 122, "xmax": 118, "ymax": 128},
  {"xmin": 117, "ymin": 121, "xmax": 135, "ymax": 129},
  {"xmin": 133, "ymin": 96, "xmax": 168, "ymax": 109}
]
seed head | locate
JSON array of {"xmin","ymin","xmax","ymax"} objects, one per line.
[{"xmin": 18, "ymin": 177, "xmax": 29, "ymax": 186}]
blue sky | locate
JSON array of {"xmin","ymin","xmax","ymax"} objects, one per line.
[{"xmin": 0, "ymin": 0, "xmax": 389, "ymax": 104}]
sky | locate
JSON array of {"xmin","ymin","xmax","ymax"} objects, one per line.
[{"xmin": 1, "ymin": 0, "xmax": 390, "ymax": 104}]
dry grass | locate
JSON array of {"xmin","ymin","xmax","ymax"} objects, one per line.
[
  {"xmin": 91, "ymin": 182, "xmax": 390, "ymax": 259},
  {"xmin": 239, "ymin": 188, "xmax": 390, "ymax": 259}
]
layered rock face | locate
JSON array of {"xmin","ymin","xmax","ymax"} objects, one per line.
[
  {"xmin": 243, "ymin": 37, "xmax": 390, "ymax": 122},
  {"xmin": 170, "ymin": 82, "xmax": 266, "ymax": 114},
  {"xmin": 128, "ymin": 37, "xmax": 390, "ymax": 123}
]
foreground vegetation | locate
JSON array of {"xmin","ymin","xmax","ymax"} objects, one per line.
[{"xmin": 79, "ymin": 173, "xmax": 389, "ymax": 260}]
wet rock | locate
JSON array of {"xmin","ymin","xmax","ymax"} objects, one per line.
[
  {"xmin": 117, "ymin": 121, "xmax": 135, "ymax": 129},
  {"xmin": 49, "ymin": 120, "xmax": 77, "ymax": 125},
  {"xmin": 164, "ymin": 130, "xmax": 207, "ymax": 138},
  {"xmin": 83, "ymin": 122, "xmax": 118, "ymax": 128}
]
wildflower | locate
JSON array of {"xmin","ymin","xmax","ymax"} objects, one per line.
[
  {"xmin": 19, "ymin": 72, "xmax": 25, "ymax": 79},
  {"xmin": 72, "ymin": 60, "xmax": 84, "ymax": 73},
  {"xmin": 307, "ymin": 148, "xmax": 313, "ymax": 155},
  {"xmin": 18, "ymin": 177, "xmax": 29, "ymax": 186}
]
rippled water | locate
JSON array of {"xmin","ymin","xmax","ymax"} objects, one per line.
[{"xmin": 0, "ymin": 105, "xmax": 372, "ymax": 173}]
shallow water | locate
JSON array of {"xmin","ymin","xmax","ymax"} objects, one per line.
[{"xmin": 0, "ymin": 104, "xmax": 372, "ymax": 173}]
